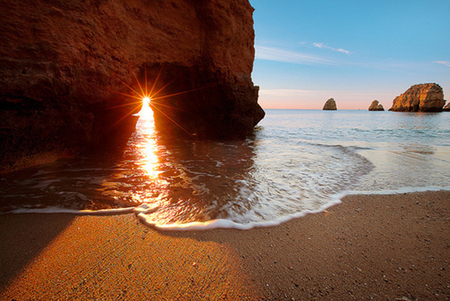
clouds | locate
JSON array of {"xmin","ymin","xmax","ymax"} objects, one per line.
[
  {"xmin": 435, "ymin": 61, "xmax": 450, "ymax": 68},
  {"xmin": 313, "ymin": 42, "xmax": 351, "ymax": 55},
  {"xmin": 255, "ymin": 41, "xmax": 352, "ymax": 66},
  {"xmin": 255, "ymin": 46, "xmax": 336, "ymax": 65}
]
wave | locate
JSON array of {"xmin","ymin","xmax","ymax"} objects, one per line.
[{"xmin": 2, "ymin": 110, "xmax": 449, "ymax": 231}]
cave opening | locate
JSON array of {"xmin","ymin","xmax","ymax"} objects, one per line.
[{"xmin": 128, "ymin": 62, "xmax": 264, "ymax": 140}]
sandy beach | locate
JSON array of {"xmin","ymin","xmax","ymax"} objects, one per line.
[{"xmin": 0, "ymin": 190, "xmax": 449, "ymax": 300}]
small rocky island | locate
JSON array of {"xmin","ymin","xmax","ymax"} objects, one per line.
[
  {"xmin": 368, "ymin": 100, "xmax": 384, "ymax": 111},
  {"xmin": 389, "ymin": 83, "xmax": 445, "ymax": 112},
  {"xmin": 323, "ymin": 98, "xmax": 337, "ymax": 110}
]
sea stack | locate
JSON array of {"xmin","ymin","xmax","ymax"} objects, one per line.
[
  {"xmin": 443, "ymin": 102, "xmax": 450, "ymax": 111},
  {"xmin": 368, "ymin": 100, "xmax": 384, "ymax": 111},
  {"xmin": 389, "ymin": 83, "xmax": 445, "ymax": 112},
  {"xmin": 323, "ymin": 98, "xmax": 337, "ymax": 110},
  {"xmin": 0, "ymin": 0, "xmax": 264, "ymax": 172}
]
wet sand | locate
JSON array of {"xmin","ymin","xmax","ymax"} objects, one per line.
[{"xmin": 0, "ymin": 190, "xmax": 449, "ymax": 300}]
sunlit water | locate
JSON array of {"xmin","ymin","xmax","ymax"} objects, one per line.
[{"xmin": 1, "ymin": 109, "xmax": 449, "ymax": 229}]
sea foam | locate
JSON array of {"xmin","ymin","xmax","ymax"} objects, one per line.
[{"xmin": 1, "ymin": 110, "xmax": 449, "ymax": 230}]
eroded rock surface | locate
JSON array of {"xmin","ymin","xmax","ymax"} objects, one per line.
[
  {"xmin": 323, "ymin": 98, "xmax": 337, "ymax": 110},
  {"xmin": 368, "ymin": 100, "xmax": 384, "ymax": 111},
  {"xmin": 389, "ymin": 83, "xmax": 445, "ymax": 112},
  {"xmin": 443, "ymin": 102, "xmax": 450, "ymax": 111},
  {"xmin": 0, "ymin": 0, "xmax": 264, "ymax": 172}
]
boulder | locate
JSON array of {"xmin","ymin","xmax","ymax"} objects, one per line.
[
  {"xmin": 323, "ymin": 98, "xmax": 337, "ymax": 110},
  {"xmin": 368, "ymin": 100, "xmax": 384, "ymax": 111},
  {"xmin": 0, "ymin": 0, "xmax": 265, "ymax": 172},
  {"xmin": 389, "ymin": 83, "xmax": 445, "ymax": 112},
  {"xmin": 443, "ymin": 102, "xmax": 450, "ymax": 111}
]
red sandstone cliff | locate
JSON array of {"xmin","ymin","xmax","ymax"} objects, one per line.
[
  {"xmin": 0, "ymin": 0, "xmax": 265, "ymax": 172},
  {"xmin": 389, "ymin": 83, "xmax": 445, "ymax": 112}
]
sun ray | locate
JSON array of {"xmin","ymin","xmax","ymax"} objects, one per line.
[
  {"xmin": 150, "ymin": 103, "xmax": 195, "ymax": 137},
  {"xmin": 116, "ymin": 77, "xmax": 143, "ymax": 98},
  {"xmin": 150, "ymin": 78, "xmax": 176, "ymax": 99},
  {"xmin": 144, "ymin": 64, "xmax": 148, "ymax": 96},
  {"xmin": 109, "ymin": 65, "xmax": 213, "ymax": 139},
  {"xmin": 107, "ymin": 105, "xmax": 142, "ymax": 130},
  {"xmin": 132, "ymin": 69, "xmax": 146, "ymax": 98},
  {"xmin": 111, "ymin": 90, "xmax": 145, "ymax": 101},
  {"xmin": 150, "ymin": 86, "xmax": 210, "ymax": 101},
  {"xmin": 147, "ymin": 101, "xmax": 182, "ymax": 110},
  {"xmin": 149, "ymin": 67, "xmax": 163, "ymax": 97}
]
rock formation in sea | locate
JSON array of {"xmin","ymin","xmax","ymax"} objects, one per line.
[
  {"xmin": 443, "ymin": 102, "xmax": 450, "ymax": 111},
  {"xmin": 389, "ymin": 83, "xmax": 445, "ymax": 112},
  {"xmin": 0, "ymin": 0, "xmax": 265, "ymax": 172},
  {"xmin": 323, "ymin": 98, "xmax": 337, "ymax": 110},
  {"xmin": 368, "ymin": 100, "xmax": 384, "ymax": 111}
]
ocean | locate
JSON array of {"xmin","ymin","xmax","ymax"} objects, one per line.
[{"xmin": 1, "ymin": 109, "xmax": 449, "ymax": 230}]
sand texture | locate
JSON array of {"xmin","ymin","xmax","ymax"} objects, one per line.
[{"xmin": 0, "ymin": 191, "xmax": 449, "ymax": 300}]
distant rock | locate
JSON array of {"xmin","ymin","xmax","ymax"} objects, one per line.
[
  {"xmin": 368, "ymin": 100, "xmax": 384, "ymax": 111},
  {"xmin": 389, "ymin": 83, "xmax": 445, "ymax": 112},
  {"xmin": 443, "ymin": 102, "xmax": 450, "ymax": 111},
  {"xmin": 323, "ymin": 98, "xmax": 337, "ymax": 110}
]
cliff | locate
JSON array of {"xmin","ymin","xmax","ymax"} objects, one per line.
[
  {"xmin": 323, "ymin": 98, "xmax": 337, "ymax": 110},
  {"xmin": 0, "ymin": 0, "xmax": 265, "ymax": 172},
  {"xmin": 389, "ymin": 83, "xmax": 445, "ymax": 112},
  {"xmin": 368, "ymin": 100, "xmax": 384, "ymax": 111}
]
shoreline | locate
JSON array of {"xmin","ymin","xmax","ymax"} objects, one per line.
[{"xmin": 1, "ymin": 190, "xmax": 449, "ymax": 300}]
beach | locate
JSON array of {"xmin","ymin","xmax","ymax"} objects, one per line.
[{"xmin": 0, "ymin": 190, "xmax": 449, "ymax": 300}]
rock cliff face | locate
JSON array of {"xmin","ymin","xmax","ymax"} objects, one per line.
[
  {"xmin": 389, "ymin": 83, "xmax": 445, "ymax": 112},
  {"xmin": 0, "ymin": 0, "xmax": 265, "ymax": 172},
  {"xmin": 443, "ymin": 102, "xmax": 450, "ymax": 111},
  {"xmin": 323, "ymin": 98, "xmax": 337, "ymax": 110},
  {"xmin": 368, "ymin": 100, "xmax": 384, "ymax": 111}
]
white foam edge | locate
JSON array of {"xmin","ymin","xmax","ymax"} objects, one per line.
[
  {"xmin": 344, "ymin": 185, "xmax": 450, "ymax": 197},
  {"xmin": 136, "ymin": 197, "xmax": 343, "ymax": 231},
  {"xmin": 136, "ymin": 185, "xmax": 450, "ymax": 231},
  {"xmin": 3, "ymin": 185, "xmax": 449, "ymax": 230}
]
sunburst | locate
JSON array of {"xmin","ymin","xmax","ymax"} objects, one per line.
[{"xmin": 112, "ymin": 65, "xmax": 207, "ymax": 138}]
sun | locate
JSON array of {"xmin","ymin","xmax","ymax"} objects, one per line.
[
  {"xmin": 113, "ymin": 65, "xmax": 205, "ymax": 137},
  {"xmin": 143, "ymin": 96, "xmax": 151, "ymax": 106},
  {"xmin": 139, "ymin": 96, "xmax": 153, "ymax": 119}
]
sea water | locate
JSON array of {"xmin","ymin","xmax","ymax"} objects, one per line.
[{"xmin": 1, "ymin": 109, "xmax": 449, "ymax": 230}]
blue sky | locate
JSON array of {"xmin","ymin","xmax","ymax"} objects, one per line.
[{"xmin": 249, "ymin": 0, "xmax": 450, "ymax": 109}]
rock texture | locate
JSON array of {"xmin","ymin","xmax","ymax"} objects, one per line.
[
  {"xmin": 368, "ymin": 100, "xmax": 384, "ymax": 111},
  {"xmin": 389, "ymin": 83, "xmax": 445, "ymax": 112},
  {"xmin": 323, "ymin": 98, "xmax": 337, "ymax": 110},
  {"xmin": 443, "ymin": 102, "xmax": 450, "ymax": 111},
  {"xmin": 0, "ymin": 0, "xmax": 265, "ymax": 172}
]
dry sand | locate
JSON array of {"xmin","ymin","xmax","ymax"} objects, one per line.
[{"xmin": 0, "ymin": 190, "xmax": 449, "ymax": 300}]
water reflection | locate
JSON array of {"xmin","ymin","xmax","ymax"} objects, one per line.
[
  {"xmin": 43, "ymin": 98, "xmax": 254, "ymax": 225},
  {"xmin": 1, "ymin": 109, "xmax": 378, "ymax": 227},
  {"xmin": 135, "ymin": 102, "xmax": 161, "ymax": 179},
  {"xmin": 0, "ymin": 102, "xmax": 260, "ymax": 221}
]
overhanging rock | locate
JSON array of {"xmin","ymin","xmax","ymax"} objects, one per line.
[{"xmin": 0, "ymin": 0, "xmax": 264, "ymax": 172}]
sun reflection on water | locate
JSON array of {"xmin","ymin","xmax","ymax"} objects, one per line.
[{"xmin": 136, "ymin": 98, "xmax": 161, "ymax": 179}]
